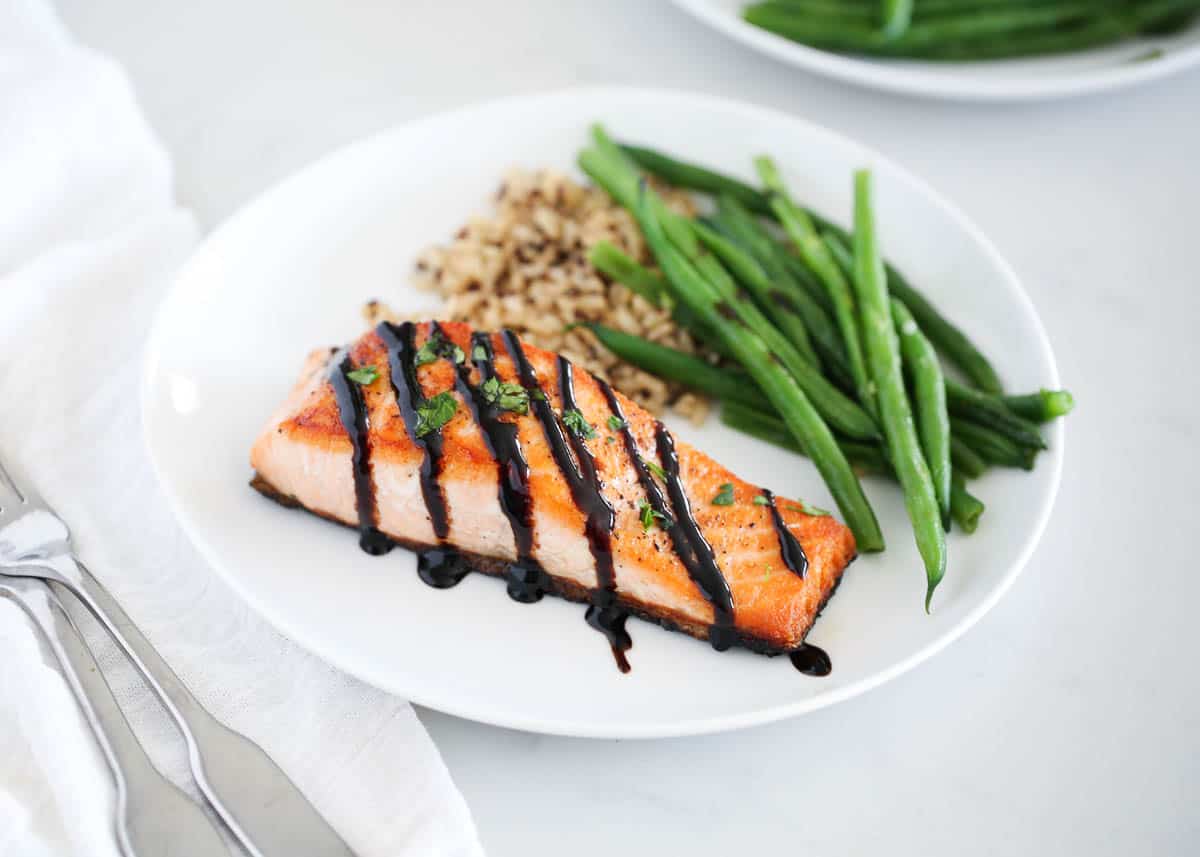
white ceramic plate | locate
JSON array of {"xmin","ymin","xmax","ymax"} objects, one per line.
[
  {"xmin": 142, "ymin": 88, "xmax": 1062, "ymax": 738},
  {"xmin": 673, "ymin": 0, "xmax": 1200, "ymax": 101}
]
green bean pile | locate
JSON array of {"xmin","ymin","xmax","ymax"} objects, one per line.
[
  {"xmin": 578, "ymin": 127, "xmax": 1073, "ymax": 608},
  {"xmin": 741, "ymin": 0, "xmax": 1200, "ymax": 61}
]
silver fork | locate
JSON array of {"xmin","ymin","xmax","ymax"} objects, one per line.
[
  {"xmin": 0, "ymin": 453, "xmax": 356, "ymax": 857},
  {"xmin": 0, "ymin": 576, "xmax": 230, "ymax": 857}
]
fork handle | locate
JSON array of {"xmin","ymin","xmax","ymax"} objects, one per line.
[
  {"xmin": 2, "ymin": 581, "xmax": 230, "ymax": 857},
  {"xmin": 59, "ymin": 561, "xmax": 357, "ymax": 857}
]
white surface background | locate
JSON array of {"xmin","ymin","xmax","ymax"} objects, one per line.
[{"xmin": 54, "ymin": 1, "xmax": 1200, "ymax": 854}]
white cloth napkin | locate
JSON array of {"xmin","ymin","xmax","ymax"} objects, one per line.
[{"xmin": 0, "ymin": 3, "xmax": 485, "ymax": 855}]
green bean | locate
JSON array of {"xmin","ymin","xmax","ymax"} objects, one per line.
[
  {"xmin": 628, "ymin": 171, "xmax": 884, "ymax": 551},
  {"xmin": 691, "ymin": 220, "xmax": 821, "ymax": 369},
  {"xmin": 892, "ymin": 299, "xmax": 951, "ymax": 529},
  {"xmin": 724, "ymin": 402, "xmax": 985, "ymax": 533},
  {"xmin": 950, "ymin": 435, "xmax": 988, "ymax": 480},
  {"xmin": 721, "ymin": 401, "xmax": 889, "ymax": 475},
  {"xmin": 776, "ymin": 244, "xmax": 835, "ymax": 315},
  {"xmin": 823, "ymin": 230, "xmax": 1004, "ymax": 393},
  {"xmin": 999, "ymin": 389, "xmax": 1075, "ymax": 423},
  {"xmin": 711, "ymin": 195, "xmax": 855, "ymax": 388},
  {"xmin": 951, "ymin": 417, "xmax": 1038, "ymax": 470},
  {"xmin": 588, "ymin": 241, "xmax": 667, "ymax": 307},
  {"xmin": 918, "ymin": 2, "xmax": 1200, "ymax": 60},
  {"xmin": 580, "ymin": 133, "xmax": 879, "ymax": 442},
  {"xmin": 744, "ymin": 2, "xmax": 1112, "ymax": 56},
  {"xmin": 586, "ymin": 241, "xmax": 738, "ymax": 360},
  {"xmin": 618, "ymin": 139, "xmax": 850, "ymax": 245},
  {"xmin": 585, "ymin": 323, "xmax": 770, "ymax": 412},
  {"xmin": 944, "ymin": 377, "xmax": 1046, "ymax": 449},
  {"xmin": 745, "ymin": 0, "xmax": 1200, "ymax": 60},
  {"xmin": 679, "ymin": 240, "xmax": 877, "ymax": 441},
  {"xmin": 618, "ymin": 143, "xmax": 773, "ymax": 216},
  {"xmin": 756, "ymin": 156, "xmax": 875, "ymax": 418},
  {"xmin": 881, "ymin": 0, "xmax": 915, "ymax": 38},
  {"xmin": 852, "ymin": 169, "xmax": 945, "ymax": 609},
  {"xmin": 950, "ymin": 473, "xmax": 984, "ymax": 534},
  {"xmin": 702, "ymin": 212, "xmax": 837, "ymax": 322}
]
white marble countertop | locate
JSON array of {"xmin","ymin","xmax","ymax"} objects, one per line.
[{"xmin": 56, "ymin": 1, "xmax": 1200, "ymax": 853}]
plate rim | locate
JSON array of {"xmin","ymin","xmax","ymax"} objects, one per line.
[
  {"xmin": 141, "ymin": 86, "xmax": 1063, "ymax": 738},
  {"xmin": 671, "ymin": 0, "xmax": 1200, "ymax": 102}
]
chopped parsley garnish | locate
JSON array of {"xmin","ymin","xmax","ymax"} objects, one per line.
[
  {"xmin": 763, "ymin": 564, "xmax": 773, "ymax": 581},
  {"xmin": 414, "ymin": 391, "xmax": 457, "ymax": 437},
  {"xmin": 345, "ymin": 365, "xmax": 379, "ymax": 386},
  {"xmin": 711, "ymin": 483, "xmax": 735, "ymax": 506},
  {"xmin": 414, "ymin": 343, "xmax": 437, "ymax": 367},
  {"xmin": 753, "ymin": 495, "xmax": 770, "ymax": 506},
  {"xmin": 471, "ymin": 343, "xmax": 488, "ymax": 362},
  {"xmin": 643, "ymin": 458, "xmax": 668, "ymax": 482},
  {"xmin": 606, "ymin": 436, "xmax": 616, "ymax": 444},
  {"xmin": 530, "ymin": 388, "xmax": 546, "ymax": 402},
  {"xmin": 480, "ymin": 376, "xmax": 529, "ymax": 415},
  {"xmin": 787, "ymin": 501, "xmax": 830, "ymax": 517},
  {"xmin": 562, "ymin": 408, "xmax": 595, "ymax": 439},
  {"xmin": 607, "ymin": 415, "xmax": 626, "ymax": 432},
  {"xmin": 415, "ymin": 330, "xmax": 465, "ymax": 367},
  {"xmin": 638, "ymin": 500, "xmax": 671, "ymax": 532}
]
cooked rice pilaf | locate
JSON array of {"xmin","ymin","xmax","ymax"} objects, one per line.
[{"xmin": 364, "ymin": 168, "xmax": 712, "ymax": 422}]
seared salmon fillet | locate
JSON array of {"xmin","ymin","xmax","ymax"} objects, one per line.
[{"xmin": 250, "ymin": 321, "xmax": 855, "ymax": 656}]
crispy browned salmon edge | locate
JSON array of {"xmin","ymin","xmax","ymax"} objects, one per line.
[{"xmin": 250, "ymin": 471, "xmax": 852, "ymax": 657}]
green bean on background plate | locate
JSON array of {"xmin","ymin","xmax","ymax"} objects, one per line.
[{"xmin": 740, "ymin": 1, "xmax": 1200, "ymax": 61}]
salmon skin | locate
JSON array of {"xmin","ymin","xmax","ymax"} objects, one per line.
[{"xmin": 250, "ymin": 320, "xmax": 856, "ymax": 660}]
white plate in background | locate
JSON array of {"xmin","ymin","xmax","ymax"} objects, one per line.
[
  {"xmin": 142, "ymin": 88, "xmax": 1062, "ymax": 738},
  {"xmin": 673, "ymin": 0, "xmax": 1200, "ymax": 101}
]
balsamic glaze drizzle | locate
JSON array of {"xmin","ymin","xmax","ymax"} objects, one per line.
[
  {"xmin": 379, "ymin": 321, "xmax": 451, "ymax": 542},
  {"xmin": 654, "ymin": 423, "xmax": 737, "ymax": 651},
  {"xmin": 416, "ymin": 547, "xmax": 470, "ymax": 589},
  {"xmin": 763, "ymin": 489, "xmax": 808, "ymax": 580},
  {"xmin": 554, "ymin": 355, "xmax": 617, "ymax": 592},
  {"xmin": 329, "ymin": 353, "xmax": 392, "ymax": 555},
  {"xmin": 789, "ymin": 643, "xmax": 832, "ymax": 677},
  {"xmin": 597, "ymin": 380, "xmax": 734, "ymax": 651},
  {"xmin": 586, "ymin": 603, "xmax": 632, "ymax": 674},
  {"xmin": 503, "ymin": 333, "xmax": 627, "ymax": 658},
  {"xmin": 454, "ymin": 332, "xmax": 549, "ymax": 603},
  {"xmin": 554, "ymin": 352, "xmax": 624, "ymax": 666},
  {"xmin": 502, "ymin": 341, "xmax": 617, "ymax": 593}
]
